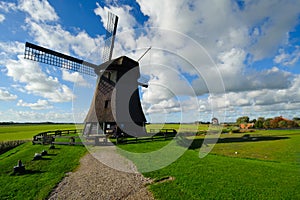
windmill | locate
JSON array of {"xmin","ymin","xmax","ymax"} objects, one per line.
[{"xmin": 24, "ymin": 12, "xmax": 148, "ymax": 138}]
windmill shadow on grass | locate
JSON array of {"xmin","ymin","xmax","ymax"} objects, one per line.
[
  {"xmin": 111, "ymin": 134, "xmax": 175, "ymax": 145},
  {"xmin": 177, "ymin": 134, "xmax": 290, "ymax": 150}
]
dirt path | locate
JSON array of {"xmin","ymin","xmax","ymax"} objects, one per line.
[{"xmin": 48, "ymin": 146, "xmax": 154, "ymax": 200}]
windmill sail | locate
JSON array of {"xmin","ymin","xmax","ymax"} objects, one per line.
[
  {"xmin": 24, "ymin": 42, "xmax": 97, "ymax": 76},
  {"xmin": 102, "ymin": 12, "xmax": 118, "ymax": 62}
]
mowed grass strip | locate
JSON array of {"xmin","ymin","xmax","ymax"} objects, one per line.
[
  {"xmin": 0, "ymin": 142, "xmax": 86, "ymax": 200},
  {"xmin": 0, "ymin": 124, "xmax": 78, "ymax": 141}
]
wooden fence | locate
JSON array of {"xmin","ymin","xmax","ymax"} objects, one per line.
[
  {"xmin": 32, "ymin": 129, "xmax": 83, "ymax": 145},
  {"xmin": 32, "ymin": 128, "xmax": 177, "ymax": 146}
]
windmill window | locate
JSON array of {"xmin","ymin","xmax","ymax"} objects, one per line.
[
  {"xmin": 104, "ymin": 72, "xmax": 111, "ymax": 80},
  {"xmin": 104, "ymin": 100, "xmax": 110, "ymax": 108}
]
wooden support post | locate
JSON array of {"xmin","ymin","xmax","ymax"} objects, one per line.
[{"xmin": 94, "ymin": 137, "xmax": 100, "ymax": 146}]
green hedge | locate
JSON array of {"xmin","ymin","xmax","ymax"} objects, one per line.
[{"xmin": 0, "ymin": 140, "xmax": 28, "ymax": 155}]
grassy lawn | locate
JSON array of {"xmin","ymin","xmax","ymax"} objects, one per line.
[
  {"xmin": 0, "ymin": 124, "xmax": 86, "ymax": 199},
  {"xmin": 0, "ymin": 142, "xmax": 86, "ymax": 200},
  {"xmin": 145, "ymin": 152, "xmax": 300, "ymax": 199},
  {"xmin": 118, "ymin": 129, "xmax": 300, "ymax": 199},
  {"xmin": 1, "ymin": 124, "xmax": 299, "ymax": 199},
  {"xmin": 0, "ymin": 124, "xmax": 78, "ymax": 141}
]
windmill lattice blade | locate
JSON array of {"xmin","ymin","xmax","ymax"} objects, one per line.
[
  {"xmin": 24, "ymin": 42, "xmax": 97, "ymax": 77},
  {"xmin": 102, "ymin": 12, "xmax": 118, "ymax": 62}
]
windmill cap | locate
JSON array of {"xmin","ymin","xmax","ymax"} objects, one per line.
[{"xmin": 97, "ymin": 56, "xmax": 139, "ymax": 72}]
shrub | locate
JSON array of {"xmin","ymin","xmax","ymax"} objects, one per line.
[{"xmin": 0, "ymin": 140, "xmax": 27, "ymax": 155}]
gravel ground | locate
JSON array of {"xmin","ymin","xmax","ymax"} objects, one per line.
[{"xmin": 48, "ymin": 145, "xmax": 154, "ymax": 200}]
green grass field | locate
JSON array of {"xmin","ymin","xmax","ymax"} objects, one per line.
[
  {"xmin": 0, "ymin": 142, "xmax": 86, "ymax": 199},
  {"xmin": 0, "ymin": 124, "xmax": 299, "ymax": 199},
  {"xmin": 0, "ymin": 124, "xmax": 86, "ymax": 199},
  {"xmin": 211, "ymin": 129, "xmax": 300, "ymax": 164},
  {"xmin": 118, "ymin": 128, "xmax": 300, "ymax": 199},
  {"xmin": 145, "ymin": 152, "xmax": 300, "ymax": 199},
  {"xmin": 0, "ymin": 124, "xmax": 78, "ymax": 141},
  {"xmin": 146, "ymin": 123, "xmax": 209, "ymax": 132},
  {"xmin": 0, "ymin": 123, "xmax": 207, "ymax": 142}
]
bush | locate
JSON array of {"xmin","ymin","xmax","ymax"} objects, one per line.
[{"xmin": 0, "ymin": 140, "xmax": 27, "ymax": 155}]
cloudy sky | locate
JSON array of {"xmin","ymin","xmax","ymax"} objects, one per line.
[{"xmin": 0, "ymin": 0, "xmax": 300, "ymax": 123}]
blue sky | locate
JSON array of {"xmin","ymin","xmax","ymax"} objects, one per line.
[{"xmin": 0, "ymin": 0, "xmax": 300, "ymax": 123}]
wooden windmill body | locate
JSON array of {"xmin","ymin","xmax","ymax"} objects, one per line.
[
  {"xmin": 24, "ymin": 12, "xmax": 147, "ymax": 137},
  {"xmin": 84, "ymin": 56, "xmax": 147, "ymax": 137}
]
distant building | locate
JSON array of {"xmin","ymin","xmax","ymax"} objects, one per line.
[{"xmin": 211, "ymin": 117, "xmax": 219, "ymax": 125}]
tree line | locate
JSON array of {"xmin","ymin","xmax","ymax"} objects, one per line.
[{"xmin": 236, "ymin": 116, "xmax": 299, "ymax": 129}]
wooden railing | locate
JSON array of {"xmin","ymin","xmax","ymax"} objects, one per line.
[
  {"xmin": 32, "ymin": 128, "xmax": 177, "ymax": 145},
  {"xmin": 32, "ymin": 129, "xmax": 83, "ymax": 145}
]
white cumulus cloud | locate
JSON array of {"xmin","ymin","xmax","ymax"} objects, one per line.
[
  {"xmin": 2, "ymin": 0, "xmax": 300, "ymax": 122},
  {"xmin": 62, "ymin": 70, "xmax": 91, "ymax": 87},
  {"xmin": 18, "ymin": 0, "xmax": 59, "ymax": 22},
  {"xmin": 0, "ymin": 88, "xmax": 17, "ymax": 101},
  {"xmin": 17, "ymin": 99, "xmax": 53, "ymax": 110},
  {"xmin": 6, "ymin": 55, "xmax": 74, "ymax": 103}
]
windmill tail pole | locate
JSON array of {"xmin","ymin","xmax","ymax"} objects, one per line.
[{"xmin": 137, "ymin": 46, "xmax": 152, "ymax": 62}]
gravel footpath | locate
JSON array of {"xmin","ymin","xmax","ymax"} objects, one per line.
[{"xmin": 48, "ymin": 145, "xmax": 154, "ymax": 200}]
